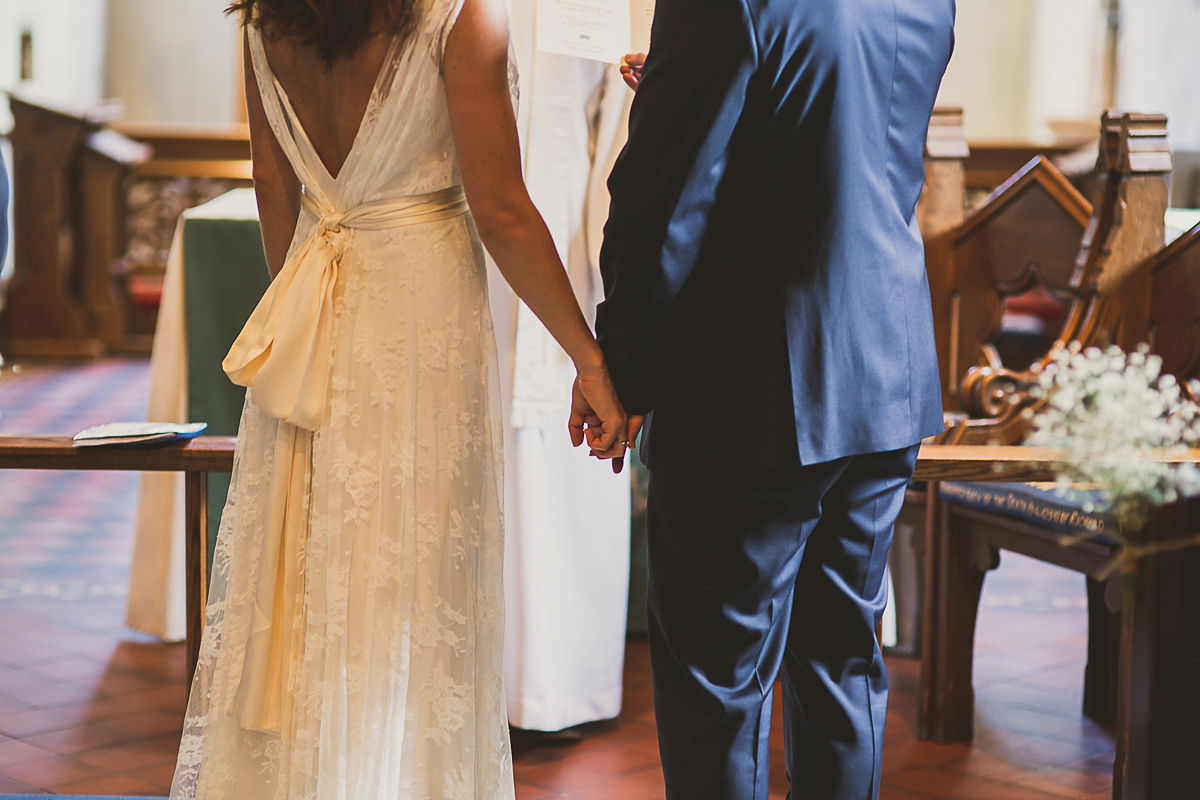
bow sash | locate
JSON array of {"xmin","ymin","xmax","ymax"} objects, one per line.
[{"xmin": 223, "ymin": 186, "xmax": 469, "ymax": 430}]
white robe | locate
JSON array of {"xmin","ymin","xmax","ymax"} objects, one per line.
[{"xmin": 488, "ymin": 4, "xmax": 635, "ymax": 731}]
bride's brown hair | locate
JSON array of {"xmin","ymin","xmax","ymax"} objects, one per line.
[{"xmin": 226, "ymin": 0, "xmax": 417, "ymax": 66}]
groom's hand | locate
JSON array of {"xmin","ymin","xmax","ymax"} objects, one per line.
[
  {"xmin": 619, "ymin": 53, "xmax": 646, "ymax": 91},
  {"xmin": 589, "ymin": 415, "xmax": 645, "ymax": 474}
]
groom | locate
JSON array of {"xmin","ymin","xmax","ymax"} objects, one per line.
[{"xmin": 587, "ymin": 0, "xmax": 955, "ymax": 797}]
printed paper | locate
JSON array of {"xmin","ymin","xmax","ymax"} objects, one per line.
[{"xmin": 536, "ymin": 0, "xmax": 655, "ymax": 63}]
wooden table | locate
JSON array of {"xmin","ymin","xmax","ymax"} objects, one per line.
[{"xmin": 0, "ymin": 435, "xmax": 236, "ymax": 685}]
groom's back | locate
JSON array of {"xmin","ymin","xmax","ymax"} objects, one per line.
[
  {"xmin": 600, "ymin": 0, "xmax": 955, "ymax": 469},
  {"xmin": 746, "ymin": 0, "xmax": 955, "ymax": 464}
]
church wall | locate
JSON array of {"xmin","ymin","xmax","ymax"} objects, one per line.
[
  {"xmin": 0, "ymin": 0, "xmax": 108, "ymax": 283},
  {"xmin": 936, "ymin": 0, "xmax": 1109, "ymax": 144},
  {"xmin": 1025, "ymin": 0, "xmax": 1110, "ymax": 143},
  {"xmin": 1117, "ymin": 0, "xmax": 1200, "ymax": 152},
  {"xmin": 936, "ymin": 0, "xmax": 1037, "ymax": 142},
  {"xmin": 0, "ymin": 0, "xmax": 108, "ymax": 123},
  {"xmin": 105, "ymin": 0, "xmax": 241, "ymax": 126}
]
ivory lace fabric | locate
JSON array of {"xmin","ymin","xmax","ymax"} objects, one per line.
[{"xmin": 171, "ymin": 4, "xmax": 514, "ymax": 797}]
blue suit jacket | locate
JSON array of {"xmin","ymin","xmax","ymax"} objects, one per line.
[{"xmin": 596, "ymin": 0, "xmax": 955, "ymax": 469}]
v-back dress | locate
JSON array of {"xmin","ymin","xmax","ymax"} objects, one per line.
[{"xmin": 170, "ymin": 3, "xmax": 514, "ymax": 797}]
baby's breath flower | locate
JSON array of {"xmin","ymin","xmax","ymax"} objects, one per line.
[{"xmin": 1028, "ymin": 344, "xmax": 1200, "ymax": 540}]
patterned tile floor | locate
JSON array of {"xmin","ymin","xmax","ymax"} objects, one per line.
[{"xmin": 0, "ymin": 359, "xmax": 1114, "ymax": 798}]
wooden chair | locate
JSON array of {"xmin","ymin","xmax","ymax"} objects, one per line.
[{"xmin": 921, "ymin": 112, "xmax": 1200, "ymax": 799}]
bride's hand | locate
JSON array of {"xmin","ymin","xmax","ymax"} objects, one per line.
[{"xmin": 569, "ymin": 363, "xmax": 629, "ymax": 471}]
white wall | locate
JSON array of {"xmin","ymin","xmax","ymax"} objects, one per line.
[
  {"xmin": 1117, "ymin": 0, "xmax": 1200, "ymax": 151},
  {"xmin": 0, "ymin": 0, "xmax": 108, "ymax": 283},
  {"xmin": 936, "ymin": 0, "xmax": 1109, "ymax": 143},
  {"xmin": 105, "ymin": 0, "xmax": 241, "ymax": 126},
  {"xmin": 1026, "ymin": 0, "xmax": 1110, "ymax": 142},
  {"xmin": 936, "ymin": 0, "xmax": 1036, "ymax": 142},
  {"xmin": 0, "ymin": 0, "xmax": 109, "ymax": 122}
]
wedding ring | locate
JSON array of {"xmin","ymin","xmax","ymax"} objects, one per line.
[{"xmin": 620, "ymin": 440, "xmax": 633, "ymax": 448}]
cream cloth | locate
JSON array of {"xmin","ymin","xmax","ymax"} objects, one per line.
[
  {"xmin": 223, "ymin": 186, "xmax": 469, "ymax": 431},
  {"xmin": 174, "ymin": 9, "xmax": 514, "ymax": 793},
  {"xmin": 220, "ymin": 185, "xmax": 468, "ymax": 736}
]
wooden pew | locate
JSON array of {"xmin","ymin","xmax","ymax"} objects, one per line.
[
  {"xmin": 1111, "ymin": 218, "xmax": 1200, "ymax": 799},
  {"xmin": 921, "ymin": 112, "xmax": 1196, "ymax": 800},
  {"xmin": 964, "ymin": 141, "xmax": 1089, "ymax": 204},
  {"xmin": 919, "ymin": 107, "xmax": 971, "ymax": 412},
  {"xmin": 1147, "ymin": 220, "xmax": 1200, "ymax": 387},
  {"xmin": 948, "ymin": 156, "xmax": 1092, "ymax": 417},
  {"xmin": 880, "ymin": 110, "xmax": 973, "ymax": 656},
  {"xmin": 892, "ymin": 114, "xmax": 1092, "ymax": 656},
  {"xmin": 946, "ymin": 113, "xmax": 1169, "ymax": 445}
]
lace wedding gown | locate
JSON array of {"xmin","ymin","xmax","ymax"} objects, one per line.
[{"xmin": 171, "ymin": 3, "xmax": 514, "ymax": 797}]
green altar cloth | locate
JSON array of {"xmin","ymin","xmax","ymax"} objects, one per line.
[{"xmin": 180, "ymin": 190, "xmax": 271, "ymax": 570}]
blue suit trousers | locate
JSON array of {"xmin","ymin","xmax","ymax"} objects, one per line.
[{"xmin": 646, "ymin": 445, "xmax": 919, "ymax": 800}]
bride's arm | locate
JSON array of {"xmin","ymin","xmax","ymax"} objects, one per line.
[
  {"xmin": 243, "ymin": 30, "xmax": 301, "ymax": 278},
  {"xmin": 444, "ymin": 0, "xmax": 628, "ymax": 455}
]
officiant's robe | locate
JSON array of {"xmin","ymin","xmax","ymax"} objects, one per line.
[{"xmin": 486, "ymin": 4, "xmax": 634, "ymax": 731}]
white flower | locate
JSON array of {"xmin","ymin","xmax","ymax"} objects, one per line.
[{"xmin": 1028, "ymin": 344, "xmax": 1200, "ymax": 537}]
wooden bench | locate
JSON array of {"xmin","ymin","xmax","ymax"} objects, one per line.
[
  {"xmin": 920, "ymin": 112, "xmax": 1200, "ymax": 800},
  {"xmin": 895, "ymin": 111, "xmax": 1096, "ymax": 656}
]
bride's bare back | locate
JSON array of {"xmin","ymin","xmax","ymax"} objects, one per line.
[{"xmin": 259, "ymin": 32, "xmax": 393, "ymax": 180}]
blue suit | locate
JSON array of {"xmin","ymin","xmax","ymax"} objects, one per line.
[{"xmin": 596, "ymin": 0, "xmax": 954, "ymax": 797}]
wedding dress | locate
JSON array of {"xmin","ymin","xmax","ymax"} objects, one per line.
[{"xmin": 171, "ymin": 3, "xmax": 514, "ymax": 797}]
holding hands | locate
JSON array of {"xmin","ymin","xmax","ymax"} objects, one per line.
[
  {"xmin": 569, "ymin": 362, "xmax": 644, "ymax": 474},
  {"xmin": 566, "ymin": 51, "xmax": 648, "ymax": 472}
]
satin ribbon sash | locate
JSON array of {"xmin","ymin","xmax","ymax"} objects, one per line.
[{"xmin": 223, "ymin": 186, "xmax": 469, "ymax": 431}]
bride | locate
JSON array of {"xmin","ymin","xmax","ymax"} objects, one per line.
[{"xmin": 170, "ymin": 0, "xmax": 629, "ymax": 797}]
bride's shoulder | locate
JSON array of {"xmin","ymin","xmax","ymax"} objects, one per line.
[
  {"xmin": 428, "ymin": 0, "xmax": 470, "ymax": 33},
  {"xmin": 418, "ymin": 0, "xmax": 494, "ymax": 63}
]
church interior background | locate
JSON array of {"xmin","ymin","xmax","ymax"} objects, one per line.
[{"xmin": 0, "ymin": 0, "xmax": 1198, "ymax": 797}]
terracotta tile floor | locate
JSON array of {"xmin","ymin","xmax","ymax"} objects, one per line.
[{"xmin": 0, "ymin": 359, "xmax": 1115, "ymax": 798}]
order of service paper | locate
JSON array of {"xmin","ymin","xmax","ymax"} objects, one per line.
[{"xmin": 536, "ymin": 0, "xmax": 654, "ymax": 63}]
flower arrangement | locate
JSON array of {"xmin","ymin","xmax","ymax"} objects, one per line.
[{"xmin": 1027, "ymin": 344, "xmax": 1200, "ymax": 574}]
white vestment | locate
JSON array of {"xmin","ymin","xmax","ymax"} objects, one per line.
[{"xmin": 489, "ymin": 3, "xmax": 635, "ymax": 731}]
